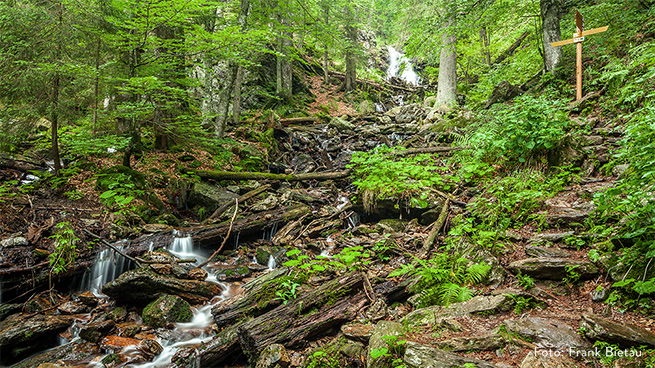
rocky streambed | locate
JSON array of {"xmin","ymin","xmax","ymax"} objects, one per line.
[{"xmin": 1, "ymin": 104, "xmax": 651, "ymax": 368}]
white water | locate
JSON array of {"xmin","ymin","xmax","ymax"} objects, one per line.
[
  {"xmin": 267, "ymin": 255, "xmax": 277, "ymax": 270},
  {"xmin": 262, "ymin": 223, "xmax": 279, "ymax": 242},
  {"xmin": 386, "ymin": 45, "xmax": 421, "ymax": 86},
  {"xmin": 81, "ymin": 244, "xmax": 132, "ymax": 296}
]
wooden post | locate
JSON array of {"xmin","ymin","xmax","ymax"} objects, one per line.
[{"xmin": 550, "ymin": 9, "xmax": 608, "ymax": 101}]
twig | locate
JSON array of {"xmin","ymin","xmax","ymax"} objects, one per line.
[
  {"xmin": 202, "ymin": 184, "xmax": 271, "ymax": 225},
  {"xmin": 362, "ymin": 271, "xmax": 376, "ymax": 303},
  {"xmin": 198, "ymin": 199, "xmax": 239, "ymax": 268},
  {"xmin": 83, "ymin": 229, "xmax": 142, "ymax": 267},
  {"xmin": 429, "ymin": 188, "xmax": 467, "ymax": 207}
]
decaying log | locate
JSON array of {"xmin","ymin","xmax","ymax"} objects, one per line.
[
  {"xmin": 279, "ymin": 117, "xmax": 319, "ymax": 126},
  {"xmin": 183, "ymin": 168, "xmax": 352, "ymax": 182},
  {"xmin": 196, "ymin": 324, "xmax": 242, "ymax": 367},
  {"xmin": 237, "ymin": 273, "xmax": 368, "ymax": 363},
  {"xmin": 0, "ymin": 152, "xmax": 46, "ymax": 171},
  {"xmin": 493, "ymin": 31, "xmax": 530, "ymax": 65}
]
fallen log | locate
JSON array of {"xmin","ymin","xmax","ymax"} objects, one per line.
[
  {"xmin": 237, "ymin": 273, "xmax": 368, "ymax": 364},
  {"xmin": 421, "ymin": 199, "xmax": 450, "ymax": 256},
  {"xmin": 279, "ymin": 117, "xmax": 319, "ymax": 126},
  {"xmin": 183, "ymin": 168, "xmax": 352, "ymax": 182},
  {"xmin": 0, "ymin": 152, "xmax": 46, "ymax": 171},
  {"xmin": 493, "ymin": 31, "xmax": 530, "ymax": 65}
]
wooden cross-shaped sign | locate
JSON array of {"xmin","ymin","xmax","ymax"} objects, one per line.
[{"xmin": 551, "ymin": 9, "xmax": 608, "ymax": 100}]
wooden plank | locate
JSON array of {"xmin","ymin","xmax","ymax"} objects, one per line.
[
  {"xmin": 581, "ymin": 26, "xmax": 609, "ymax": 37},
  {"xmin": 577, "ymin": 42, "xmax": 583, "ymax": 100},
  {"xmin": 551, "ymin": 38, "xmax": 576, "ymax": 47},
  {"xmin": 575, "ymin": 9, "xmax": 584, "ymax": 33}
]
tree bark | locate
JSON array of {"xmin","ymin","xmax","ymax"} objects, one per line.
[
  {"xmin": 343, "ymin": 6, "xmax": 357, "ymax": 92},
  {"xmin": 435, "ymin": 21, "xmax": 457, "ymax": 108},
  {"xmin": 541, "ymin": 0, "xmax": 562, "ymax": 74},
  {"xmin": 51, "ymin": 0, "xmax": 63, "ymax": 175}
]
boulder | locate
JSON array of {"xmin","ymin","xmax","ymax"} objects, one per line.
[
  {"xmin": 525, "ymin": 246, "xmax": 572, "ymax": 258},
  {"xmin": 403, "ymin": 341, "xmax": 500, "ymax": 368},
  {"xmin": 215, "ymin": 265, "xmax": 251, "ymax": 281},
  {"xmin": 504, "ymin": 317, "xmax": 590, "ymax": 354},
  {"xmin": 439, "ymin": 334, "xmax": 505, "ymax": 352},
  {"xmin": 0, "ymin": 313, "xmax": 72, "ymax": 364},
  {"xmin": 368, "ymin": 321, "xmax": 406, "ymax": 368},
  {"xmin": 484, "ymin": 81, "xmax": 522, "ymax": 109},
  {"xmin": 508, "ymin": 258, "xmax": 599, "ymax": 280},
  {"xmin": 520, "ymin": 351, "xmax": 578, "ymax": 368},
  {"xmin": 546, "ymin": 207, "xmax": 591, "ymax": 226},
  {"xmin": 359, "ymin": 100, "xmax": 376, "ymax": 114},
  {"xmin": 255, "ymin": 343, "xmax": 291, "ymax": 368},
  {"xmin": 79, "ymin": 320, "xmax": 116, "ymax": 343},
  {"xmin": 580, "ymin": 313, "xmax": 655, "ymax": 348},
  {"xmin": 341, "ymin": 323, "xmax": 375, "ymax": 343},
  {"xmin": 102, "ymin": 266, "xmax": 223, "ymax": 304},
  {"xmin": 188, "ymin": 182, "xmax": 239, "ymax": 213},
  {"xmin": 402, "ymin": 293, "xmax": 516, "ymax": 327},
  {"xmin": 142, "ymin": 295, "xmax": 192, "ymax": 328},
  {"xmin": 328, "ymin": 116, "xmax": 354, "ymax": 131}
]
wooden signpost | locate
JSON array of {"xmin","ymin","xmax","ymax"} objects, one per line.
[{"xmin": 550, "ymin": 9, "xmax": 608, "ymax": 101}]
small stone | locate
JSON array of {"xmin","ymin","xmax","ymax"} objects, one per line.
[
  {"xmin": 188, "ymin": 267, "xmax": 208, "ymax": 281},
  {"xmin": 341, "ymin": 323, "xmax": 375, "ymax": 343},
  {"xmin": 592, "ymin": 287, "xmax": 609, "ymax": 302},
  {"xmin": 57, "ymin": 301, "xmax": 89, "ymax": 315},
  {"xmin": 80, "ymin": 320, "xmax": 116, "ymax": 343},
  {"xmin": 0, "ymin": 236, "xmax": 28, "ymax": 248},
  {"xmin": 255, "ymin": 343, "xmax": 291, "ymax": 368},
  {"xmin": 142, "ymin": 295, "xmax": 192, "ymax": 328},
  {"xmin": 77, "ymin": 291, "xmax": 99, "ymax": 306}
]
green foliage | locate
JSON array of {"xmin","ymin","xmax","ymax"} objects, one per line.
[
  {"xmin": 49, "ymin": 221, "xmax": 79, "ymax": 275},
  {"xmin": 516, "ymin": 272, "xmax": 534, "ymax": 291},
  {"xmin": 348, "ymin": 145, "xmax": 451, "ymax": 212},
  {"xmin": 462, "ymin": 95, "xmax": 571, "ymax": 168},
  {"xmin": 371, "ymin": 335, "xmax": 407, "ymax": 368},
  {"xmin": 389, "ymin": 253, "xmax": 490, "ymax": 307},
  {"xmin": 275, "ymin": 280, "xmax": 300, "ymax": 305},
  {"xmin": 508, "ymin": 295, "xmax": 538, "ymax": 314}
]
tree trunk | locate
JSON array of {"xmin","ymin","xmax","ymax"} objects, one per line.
[
  {"xmin": 51, "ymin": 0, "xmax": 63, "ymax": 175},
  {"xmin": 232, "ymin": 65, "xmax": 243, "ymax": 124},
  {"xmin": 323, "ymin": 6, "xmax": 329, "ymax": 85},
  {"xmin": 480, "ymin": 26, "xmax": 491, "ymax": 65},
  {"xmin": 343, "ymin": 6, "xmax": 357, "ymax": 92},
  {"xmin": 541, "ymin": 0, "xmax": 562, "ymax": 74},
  {"xmin": 435, "ymin": 22, "xmax": 457, "ymax": 108},
  {"xmin": 92, "ymin": 37, "xmax": 101, "ymax": 135}
]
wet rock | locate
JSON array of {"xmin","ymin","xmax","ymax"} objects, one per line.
[
  {"xmin": 188, "ymin": 182, "xmax": 239, "ymax": 213},
  {"xmin": 188, "ymin": 267, "xmax": 208, "ymax": 281},
  {"xmin": 404, "ymin": 341, "xmax": 500, "ymax": 368},
  {"xmin": 57, "ymin": 301, "xmax": 89, "ymax": 315},
  {"xmin": 102, "ymin": 266, "xmax": 223, "ymax": 304},
  {"xmin": 368, "ymin": 321, "xmax": 406, "ymax": 368},
  {"xmin": 580, "ymin": 313, "xmax": 655, "ymax": 348},
  {"xmin": 341, "ymin": 323, "xmax": 375, "ymax": 343},
  {"xmin": 520, "ymin": 351, "xmax": 577, "ymax": 368},
  {"xmin": 0, "ymin": 313, "xmax": 72, "ymax": 364},
  {"xmin": 138, "ymin": 338, "xmax": 164, "ymax": 360},
  {"xmin": 214, "ymin": 265, "xmax": 251, "ymax": 281},
  {"xmin": 255, "ymin": 343, "xmax": 291, "ymax": 368},
  {"xmin": 525, "ymin": 246, "xmax": 572, "ymax": 258},
  {"xmin": 100, "ymin": 335, "xmax": 141, "ymax": 352},
  {"xmin": 341, "ymin": 339, "xmax": 366, "ymax": 358},
  {"xmin": 402, "ymin": 293, "xmax": 517, "ymax": 327},
  {"xmin": 505, "ymin": 317, "xmax": 590, "ymax": 354},
  {"xmin": 79, "ymin": 320, "xmax": 116, "ymax": 343},
  {"xmin": 11, "ymin": 340, "xmax": 100, "ymax": 368},
  {"xmin": 116, "ymin": 322, "xmax": 142, "ymax": 337},
  {"xmin": 142, "ymin": 294, "xmax": 193, "ymax": 328},
  {"xmin": 395, "ymin": 103, "xmax": 428, "ymax": 124},
  {"xmin": 440, "ymin": 334, "xmax": 505, "ymax": 352},
  {"xmin": 508, "ymin": 258, "xmax": 599, "ymax": 280}
]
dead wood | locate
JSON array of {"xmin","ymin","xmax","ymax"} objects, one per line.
[
  {"xmin": 279, "ymin": 117, "xmax": 319, "ymax": 126},
  {"xmin": 421, "ymin": 199, "xmax": 450, "ymax": 256},
  {"xmin": 202, "ymin": 184, "xmax": 271, "ymax": 224},
  {"xmin": 183, "ymin": 168, "xmax": 352, "ymax": 182}
]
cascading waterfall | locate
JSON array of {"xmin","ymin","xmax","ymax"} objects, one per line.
[
  {"xmin": 386, "ymin": 45, "xmax": 421, "ymax": 86},
  {"xmin": 267, "ymin": 255, "xmax": 277, "ymax": 270},
  {"xmin": 81, "ymin": 245, "xmax": 132, "ymax": 296},
  {"xmin": 262, "ymin": 223, "xmax": 279, "ymax": 242}
]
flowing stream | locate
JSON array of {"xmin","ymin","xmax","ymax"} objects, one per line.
[{"xmin": 386, "ymin": 45, "xmax": 421, "ymax": 86}]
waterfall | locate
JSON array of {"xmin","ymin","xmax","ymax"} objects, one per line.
[
  {"xmin": 386, "ymin": 45, "xmax": 421, "ymax": 86},
  {"xmin": 81, "ymin": 245, "xmax": 132, "ymax": 296},
  {"xmin": 267, "ymin": 255, "xmax": 277, "ymax": 270}
]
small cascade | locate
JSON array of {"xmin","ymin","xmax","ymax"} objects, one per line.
[
  {"xmin": 131, "ymin": 283, "xmax": 232, "ymax": 368},
  {"xmin": 168, "ymin": 231, "xmax": 195, "ymax": 259},
  {"xmin": 386, "ymin": 46, "xmax": 421, "ymax": 86},
  {"xmin": 319, "ymin": 236, "xmax": 335, "ymax": 258},
  {"xmin": 267, "ymin": 255, "xmax": 277, "ymax": 270},
  {"xmin": 81, "ymin": 245, "xmax": 132, "ymax": 296},
  {"xmin": 262, "ymin": 223, "xmax": 279, "ymax": 242},
  {"xmin": 346, "ymin": 213, "xmax": 360, "ymax": 229}
]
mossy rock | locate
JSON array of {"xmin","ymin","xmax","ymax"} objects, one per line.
[
  {"xmin": 142, "ymin": 295, "xmax": 192, "ymax": 328},
  {"xmin": 95, "ymin": 165, "xmax": 146, "ymax": 192}
]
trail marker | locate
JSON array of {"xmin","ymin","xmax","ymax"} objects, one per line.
[{"xmin": 550, "ymin": 9, "xmax": 608, "ymax": 101}]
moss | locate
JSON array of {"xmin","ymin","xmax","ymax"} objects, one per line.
[{"xmin": 102, "ymin": 353, "xmax": 122, "ymax": 364}]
